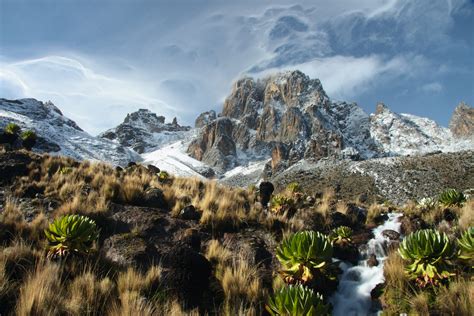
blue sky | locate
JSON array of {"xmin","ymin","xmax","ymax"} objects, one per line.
[{"xmin": 0, "ymin": 0, "xmax": 473, "ymax": 134}]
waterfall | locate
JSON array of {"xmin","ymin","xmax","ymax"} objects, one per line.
[{"xmin": 330, "ymin": 213, "xmax": 402, "ymax": 316}]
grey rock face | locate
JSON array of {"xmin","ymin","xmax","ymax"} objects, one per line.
[
  {"xmin": 188, "ymin": 70, "xmax": 375, "ymax": 173},
  {"xmin": 195, "ymin": 110, "xmax": 217, "ymax": 128},
  {"xmin": 100, "ymin": 109, "xmax": 191, "ymax": 153},
  {"xmin": 449, "ymin": 102, "xmax": 474, "ymax": 139}
]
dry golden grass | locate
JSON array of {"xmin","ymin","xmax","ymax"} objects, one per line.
[
  {"xmin": 16, "ymin": 263, "xmax": 65, "ymax": 316},
  {"xmin": 458, "ymin": 199, "xmax": 474, "ymax": 230},
  {"xmin": 366, "ymin": 202, "xmax": 384, "ymax": 224},
  {"xmin": 409, "ymin": 292, "xmax": 430, "ymax": 315},
  {"xmin": 434, "ymin": 278, "xmax": 473, "ymax": 316},
  {"xmin": 206, "ymin": 239, "xmax": 232, "ymax": 266}
]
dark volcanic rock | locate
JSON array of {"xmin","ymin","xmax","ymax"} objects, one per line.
[
  {"xmin": 163, "ymin": 245, "xmax": 212, "ymax": 309},
  {"xmin": 139, "ymin": 187, "xmax": 167, "ymax": 209},
  {"xmin": 367, "ymin": 254, "xmax": 379, "ymax": 267},
  {"xmin": 102, "ymin": 234, "xmax": 159, "ymax": 269},
  {"xmin": 382, "ymin": 229, "xmax": 400, "ymax": 241},
  {"xmin": 259, "ymin": 181, "xmax": 275, "ymax": 208},
  {"xmin": 179, "ymin": 205, "xmax": 201, "ymax": 221},
  {"xmin": 0, "ymin": 151, "xmax": 33, "ymax": 185}
]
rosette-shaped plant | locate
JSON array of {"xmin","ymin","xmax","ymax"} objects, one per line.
[
  {"xmin": 5, "ymin": 122, "xmax": 20, "ymax": 135},
  {"xmin": 438, "ymin": 189, "xmax": 466, "ymax": 206},
  {"xmin": 276, "ymin": 231, "xmax": 333, "ymax": 284},
  {"xmin": 330, "ymin": 226, "xmax": 353, "ymax": 244},
  {"xmin": 44, "ymin": 214, "xmax": 100, "ymax": 258},
  {"xmin": 287, "ymin": 182, "xmax": 301, "ymax": 194},
  {"xmin": 158, "ymin": 170, "xmax": 170, "ymax": 182},
  {"xmin": 271, "ymin": 194, "xmax": 295, "ymax": 214},
  {"xmin": 21, "ymin": 130, "xmax": 37, "ymax": 150},
  {"xmin": 457, "ymin": 227, "xmax": 473, "ymax": 267},
  {"xmin": 398, "ymin": 229, "xmax": 456, "ymax": 286},
  {"xmin": 266, "ymin": 284, "xmax": 330, "ymax": 316}
]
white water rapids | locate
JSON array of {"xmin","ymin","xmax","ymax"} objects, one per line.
[{"xmin": 330, "ymin": 213, "xmax": 402, "ymax": 316}]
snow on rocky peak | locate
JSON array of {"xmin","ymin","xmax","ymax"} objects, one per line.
[
  {"xmin": 370, "ymin": 102, "xmax": 473, "ymax": 156},
  {"xmin": 0, "ymin": 98, "xmax": 139, "ymax": 166},
  {"xmin": 100, "ymin": 108, "xmax": 191, "ymax": 154}
]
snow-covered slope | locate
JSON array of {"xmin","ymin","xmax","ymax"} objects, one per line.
[
  {"xmin": 0, "ymin": 98, "xmax": 139, "ymax": 166},
  {"xmin": 370, "ymin": 103, "xmax": 472, "ymax": 156},
  {"xmin": 100, "ymin": 109, "xmax": 190, "ymax": 154}
]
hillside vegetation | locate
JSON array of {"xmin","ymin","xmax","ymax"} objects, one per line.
[{"xmin": 0, "ymin": 148, "xmax": 472, "ymax": 315}]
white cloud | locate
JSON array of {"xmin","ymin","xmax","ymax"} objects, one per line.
[
  {"xmin": 252, "ymin": 54, "xmax": 420, "ymax": 100},
  {"xmin": 420, "ymin": 82, "xmax": 444, "ymax": 93},
  {"xmin": 0, "ymin": 56, "xmax": 177, "ymax": 135}
]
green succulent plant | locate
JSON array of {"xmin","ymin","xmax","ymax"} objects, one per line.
[
  {"xmin": 158, "ymin": 170, "xmax": 170, "ymax": 181},
  {"xmin": 287, "ymin": 182, "xmax": 302, "ymax": 194},
  {"xmin": 276, "ymin": 231, "xmax": 333, "ymax": 284},
  {"xmin": 44, "ymin": 214, "xmax": 100, "ymax": 258},
  {"xmin": 271, "ymin": 194, "xmax": 295, "ymax": 214},
  {"xmin": 438, "ymin": 189, "xmax": 466, "ymax": 206},
  {"xmin": 330, "ymin": 226, "xmax": 353, "ymax": 244},
  {"xmin": 20, "ymin": 130, "xmax": 37, "ymax": 150},
  {"xmin": 457, "ymin": 227, "xmax": 473, "ymax": 265},
  {"xmin": 59, "ymin": 166, "xmax": 73, "ymax": 175},
  {"xmin": 398, "ymin": 229, "xmax": 456, "ymax": 287},
  {"xmin": 5, "ymin": 122, "xmax": 20, "ymax": 135},
  {"xmin": 266, "ymin": 284, "xmax": 330, "ymax": 316}
]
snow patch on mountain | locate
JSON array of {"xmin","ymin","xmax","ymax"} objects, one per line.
[{"xmin": 0, "ymin": 98, "xmax": 139, "ymax": 166}]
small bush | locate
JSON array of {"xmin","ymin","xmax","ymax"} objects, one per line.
[
  {"xmin": 266, "ymin": 284, "xmax": 329, "ymax": 316},
  {"xmin": 287, "ymin": 182, "xmax": 301, "ymax": 194},
  {"xmin": 5, "ymin": 122, "xmax": 20, "ymax": 135},
  {"xmin": 21, "ymin": 130, "xmax": 37, "ymax": 150},
  {"xmin": 44, "ymin": 214, "xmax": 100, "ymax": 258},
  {"xmin": 438, "ymin": 189, "xmax": 466, "ymax": 207},
  {"xmin": 417, "ymin": 197, "xmax": 437, "ymax": 210},
  {"xmin": 270, "ymin": 195, "xmax": 295, "ymax": 214},
  {"xmin": 330, "ymin": 226, "xmax": 352, "ymax": 244}
]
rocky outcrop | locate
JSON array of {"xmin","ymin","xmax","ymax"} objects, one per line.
[
  {"xmin": 100, "ymin": 109, "xmax": 191, "ymax": 153},
  {"xmin": 449, "ymin": 102, "xmax": 474, "ymax": 139},
  {"xmin": 188, "ymin": 70, "xmax": 375, "ymax": 173},
  {"xmin": 195, "ymin": 110, "xmax": 217, "ymax": 128},
  {"xmin": 187, "ymin": 118, "xmax": 236, "ymax": 172}
]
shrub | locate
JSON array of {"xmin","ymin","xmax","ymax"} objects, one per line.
[
  {"xmin": 276, "ymin": 231, "xmax": 333, "ymax": 284},
  {"xmin": 59, "ymin": 166, "xmax": 73, "ymax": 175},
  {"xmin": 158, "ymin": 171, "xmax": 170, "ymax": 182},
  {"xmin": 330, "ymin": 226, "xmax": 353, "ymax": 244},
  {"xmin": 21, "ymin": 130, "xmax": 37, "ymax": 150},
  {"xmin": 438, "ymin": 189, "xmax": 466, "ymax": 207},
  {"xmin": 266, "ymin": 284, "xmax": 329, "ymax": 316},
  {"xmin": 287, "ymin": 182, "xmax": 301, "ymax": 194},
  {"xmin": 5, "ymin": 122, "xmax": 20, "ymax": 135},
  {"xmin": 271, "ymin": 195, "xmax": 295, "ymax": 214},
  {"xmin": 457, "ymin": 227, "xmax": 473, "ymax": 266},
  {"xmin": 398, "ymin": 229, "xmax": 456, "ymax": 287},
  {"xmin": 44, "ymin": 214, "xmax": 100, "ymax": 258}
]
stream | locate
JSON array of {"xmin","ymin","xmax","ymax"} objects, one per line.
[{"xmin": 330, "ymin": 213, "xmax": 403, "ymax": 316}]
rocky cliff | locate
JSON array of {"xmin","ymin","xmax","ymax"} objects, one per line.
[
  {"xmin": 188, "ymin": 71, "xmax": 472, "ymax": 174},
  {"xmin": 100, "ymin": 109, "xmax": 191, "ymax": 153},
  {"xmin": 449, "ymin": 102, "xmax": 474, "ymax": 139}
]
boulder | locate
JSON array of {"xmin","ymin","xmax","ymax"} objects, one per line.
[
  {"xmin": 102, "ymin": 234, "xmax": 159, "ymax": 270},
  {"xmin": 163, "ymin": 245, "xmax": 212, "ymax": 309},
  {"xmin": 259, "ymin": 181, "xmax": 274, "ymax": 207},
  {"xmin": 140, "ymin": 188, "xmax": 167, "ymax": 209},
  {"xmin": 179, "ymin": 205, "xmax": 201, "ymax": 221},
  {"xmin": 367, "ymin": 254, "xmax": 379, "ymax": 267},
  {"xmin": 381, "ymin": 229, "xmax": 400, "ymax": 241},
  {"xmin": 0, "ymin": 151, "xmax": 33, "ymax": 185},
  {"xmin": 147, "ymin": 164, "xmax": 160, "ymax": 174}
]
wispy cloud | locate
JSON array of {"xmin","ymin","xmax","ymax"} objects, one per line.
[{"xmin": 420, "ymin": 82, "xmax": 444, "ymax": 93}]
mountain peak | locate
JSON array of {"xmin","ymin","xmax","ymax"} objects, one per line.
[{"xmin": 100, "ymin": 109, "xmax": 191, "ymax": 154}]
